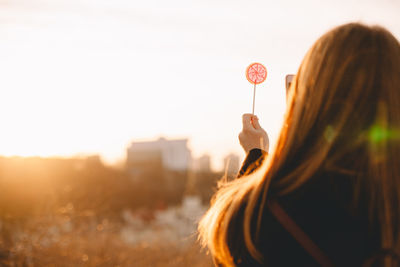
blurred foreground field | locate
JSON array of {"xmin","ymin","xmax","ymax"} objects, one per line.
[
  {"xmin": 0, "ymin": 156, "xmax": 219, "ymax": 266},
  {"xmin": 0, "ymin": 219, "xmax": 212, "ymax": 266},
  {"xmin": 0, "ymin": 218, "xmax": 212, "ymax": 266}
]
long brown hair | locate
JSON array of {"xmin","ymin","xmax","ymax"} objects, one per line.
[{"xmin": 199, "ymin": 23, "xmax": 400, "ymax": 266}]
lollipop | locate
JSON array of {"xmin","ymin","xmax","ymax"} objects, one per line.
[{"xmin": 246, "ymin": 63, "xmax": 267, "ymax": 115}]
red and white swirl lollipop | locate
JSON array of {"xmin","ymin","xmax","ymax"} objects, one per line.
[{"xmin": 246, "ymin": 63, "xmax": 267, "ymax": 115}]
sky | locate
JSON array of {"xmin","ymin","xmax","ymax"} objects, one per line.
[{"xmin": 0, "ymin": 0, "xmax": 399, "ymax": 170}]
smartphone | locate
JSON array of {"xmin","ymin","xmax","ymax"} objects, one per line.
[{"xmin": 285, "ymin": 74, "xmax": 295, "ymax": 96}]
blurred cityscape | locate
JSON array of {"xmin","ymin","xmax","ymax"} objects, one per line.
[{"xmin": 0, "ymin": 137, "xmax": 240, "ymax": 266}]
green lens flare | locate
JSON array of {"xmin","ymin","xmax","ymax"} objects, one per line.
[
  {"xmin": 368, "ymin": 125, "xmax": 400, "ymax": 143},
  {"xmin": 369, "ymin": 125, "xmax": 389, "ymax": 143}
]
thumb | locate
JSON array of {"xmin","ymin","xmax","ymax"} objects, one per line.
[{"xmin": 252, "ymin": 116, "xmax": 262, "ymax": 130}]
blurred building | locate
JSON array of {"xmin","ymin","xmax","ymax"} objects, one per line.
[
  {"xmin": 191, "ymin": 154, "xmax": 211, "ymax": 173},
  {"xmin": 127, "ymin": 137, "xmax": 191, "ymax": 173},
  {"xmin": 126, "ymin": 137, "xmax": 192, "ymax": 205}
]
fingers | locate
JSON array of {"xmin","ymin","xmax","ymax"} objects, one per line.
[
  {"xmin": 242, "ymin": 114, "xmax": 254, "ymax": 131},
  {"xmin": 239, "ymin": 114, "xmax": 269, "ymax": 153},
  {"xmin": 242, "ymin": 114, "xmax": 261, "ymax": 130},
  {"xmin": 252, "ymin": 116, "xmax": 261, "ymax": 130}
]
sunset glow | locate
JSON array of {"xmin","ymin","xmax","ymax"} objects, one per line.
[{"xmin": 1, "ymin": 0, "xmax": 399, "ymax": 170}]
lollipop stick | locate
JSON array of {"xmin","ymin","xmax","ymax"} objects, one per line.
[{"xmin": 252, "ymin": 83, "xmax": 256, "ymax": 115}]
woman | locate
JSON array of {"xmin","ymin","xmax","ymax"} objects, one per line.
[{"xmin": 199, "ymin": 23, "xmax": 400, "ymax": 267}]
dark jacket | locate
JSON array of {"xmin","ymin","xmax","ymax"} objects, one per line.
[{"xmin": 225, "ymin": 149, "xmax": 382, "ymax": 267}]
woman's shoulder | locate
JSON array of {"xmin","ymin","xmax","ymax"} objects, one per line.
[{"xmin": 260, "ymin": 172, "xmax": 380, "ymax": 266}]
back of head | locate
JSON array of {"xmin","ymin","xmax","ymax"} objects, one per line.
[
  {"xmin": 278, "ymin": 22, "xmax": 400, "ymax": 264},
  {"xmin": 199, "ymin": 23, "xmax": 400, "ymax": 266},
  {"xmin": 284, "ymin": 23, "xmax": 400, "ymax": 175}
]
